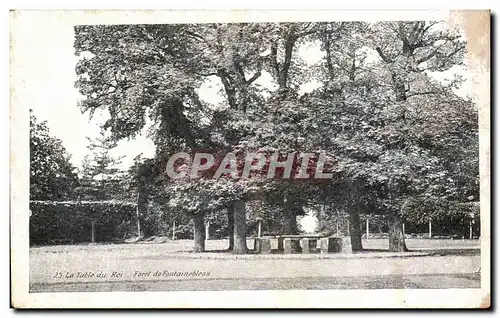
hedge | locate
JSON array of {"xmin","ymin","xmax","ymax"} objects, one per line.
[{"xmin": 30, "ymin": 200, "xmax": 138, "ymax": 246}]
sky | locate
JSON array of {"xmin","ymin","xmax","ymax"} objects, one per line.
[
  {"xmin": 28, "ymin": 22, "xmax": 156, "ymax": 170},
  {"xmin": 29, "ymin": 27, "xmax": 327, "ymax": 170}
]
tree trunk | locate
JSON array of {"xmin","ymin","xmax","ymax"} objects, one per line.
[
  {"xmin": 232, "ymin": 200, "xmax": 247, "ymax": 254},
  {"xmin": 135, "ymin": 193, "xmax": 141, "ymax": 237},
  {"xmin": 387, "ymin": 213, "xmax": 408, "ymax": 252},
  {"xmin": 172, "ymin": 220, "xmax": 176, "ymax": 241},
  {"xmin": 227, "ymin": 207, "xmax": 234, "ymax": 251},
  {"xmin": 205, "ymin": 221, "xmax": 210, "ymax": 241},
  {"xmin": 391, "ymin": 73, "xmax": 407, "ymax": 101},
  {"xmin": 346, "ymin": 181, "xmax": 363, "ymax": 251},
  {"xmin": 348, "ymin": 211, "xmax": 363, "ymax": 251},
  {"xmin": 136, "ymin": 189, "xmax": 147, "ymax": 238},
  {"xmin": 469, "ymin": 221, "xmax": 473, "ymax": 240},
  {"xmin": 91, "ymin": 220, "xmax": 95, "ymax": 243},
  {"xmin": 284, "ymin": 209, "xmax": 298, "ymax": 235},
  {"xmin": 283, "ymin": 195, "xmax": 299, "ymax": 235},
  {"xmin": 193, "ymin": 213, "xmax": 205, "ymax": 253},
  {"xmin": 366, "ymin": 218, "xmax": 370, "ymax": 240},
  {"xmin": 428, "ymin": 219, "xmax": 432, "ymax": 239}
]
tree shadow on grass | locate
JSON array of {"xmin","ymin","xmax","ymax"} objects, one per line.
[
  {"xmin": 360, "ymin": 248, "xmax": 480, "ymax": 256},
  {"xmin": 175, "ymin": 249, "xmax": 261, "ymax": 254},
  {"xmin": 173, "ymin": 248, "xmax": 480, "ymax": 256},
  {"xmin": 357, "ymin": 249, "xmax": 389, "ymax": 253},
  {"xmin": 424, "ymin": 248, "xmax": 481, "ymax": 256}
]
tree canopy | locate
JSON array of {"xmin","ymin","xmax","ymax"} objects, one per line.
[
  {"xmin": 72, "ymin": 21, "xmax": 479, "ymax": 253},
  {"xmin": 30, "ymin": 110, "xmax": 79, "ymax": 200}
]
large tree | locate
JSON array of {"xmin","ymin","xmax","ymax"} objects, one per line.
[
  {"xmin": 77, "ymin": 129, "xmax": 126, "ymax": 200},
  {"xmin": 75, "ymin": 24, "xmax": 213, "ymax": 251},
  {"xmin": 74, "ymin": 21, "xmax": 476, "ymax": 254},
  {"xmin": 367, "ymin": 21, "xmax": 467, "ymax": 250},
  {"xmin": 74, "ymin": 24, "xmax": 271, "ymax": 253},
  {"xmin": 371, "ymin": 21, "xmax": 465, "ymax": 102},
  {"xmin": 30, "ymin": 110, "xmax": 79, "ymax": 200}
]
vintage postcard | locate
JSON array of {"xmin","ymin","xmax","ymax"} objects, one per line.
[{"xmin": 10, "ymin": 9, "xmax": 490, "ymax": 308}]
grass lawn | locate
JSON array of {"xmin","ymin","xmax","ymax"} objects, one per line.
[{"xmin": 29, "ymin": 239, "xmax": 481, "ymax": 292}]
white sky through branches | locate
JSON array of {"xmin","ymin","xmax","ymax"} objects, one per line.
[{"xmin": 30, "ymin": 23, "xmax": 471, "ymax": 172}]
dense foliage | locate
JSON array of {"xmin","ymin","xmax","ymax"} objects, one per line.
[
  {"xmin": 30, "ymin": 111, "xmax": 79, "ymax": 200},
  {"xmin": 76, "ymin": 129, "xmax": 128, "ymax": 200},
  {"xmin": 32, "ymin": 21, "xmax": 481, "ymax": 252},
  {"xmin": 29, "ymin": 200, "xmax": 137, "ymax": 245}
]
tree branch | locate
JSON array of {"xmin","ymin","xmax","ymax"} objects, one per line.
[
  {"xmin": 246, "ymin": 70, "xmax": 262, "ymax": 85},
  {"xmin": 324, "ymin": 32, "xmax": 335, "ymax": 80},
  {"xmin": 184, "ymin": 31, "xmax": 208, "ymax": 44},
  {"xmin": 279, "ymin": 35, "xmax": 297, "ymax": 90},
  {"xmin": 269, "ymin": 42, "xmax": 280, "ymax": 78},
  {"xmin": 297, "ymin": 25, "xmax": 318, "ymax": 38},
  {"xmin": 415, "ymin": 36, "xmax": 463, "ymax": 65},
  {"xmin": 422, "ymin": 21, "xmax": 439, "ymax": 36},
  {"xmin": 194, "ymin": 71, "xmax": 219, "ymax": 77},
  {"xmin": 375, "ymin": 47, "xmax": 392, "ymax": 63},
  {"xmin": 406, "ymin": 91, "xmax": 441, "ymax": 98}
]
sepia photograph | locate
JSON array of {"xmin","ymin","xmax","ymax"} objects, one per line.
[{"xmin": 10, "ymin": 9, "xmax": 490, "ymax": 308}]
